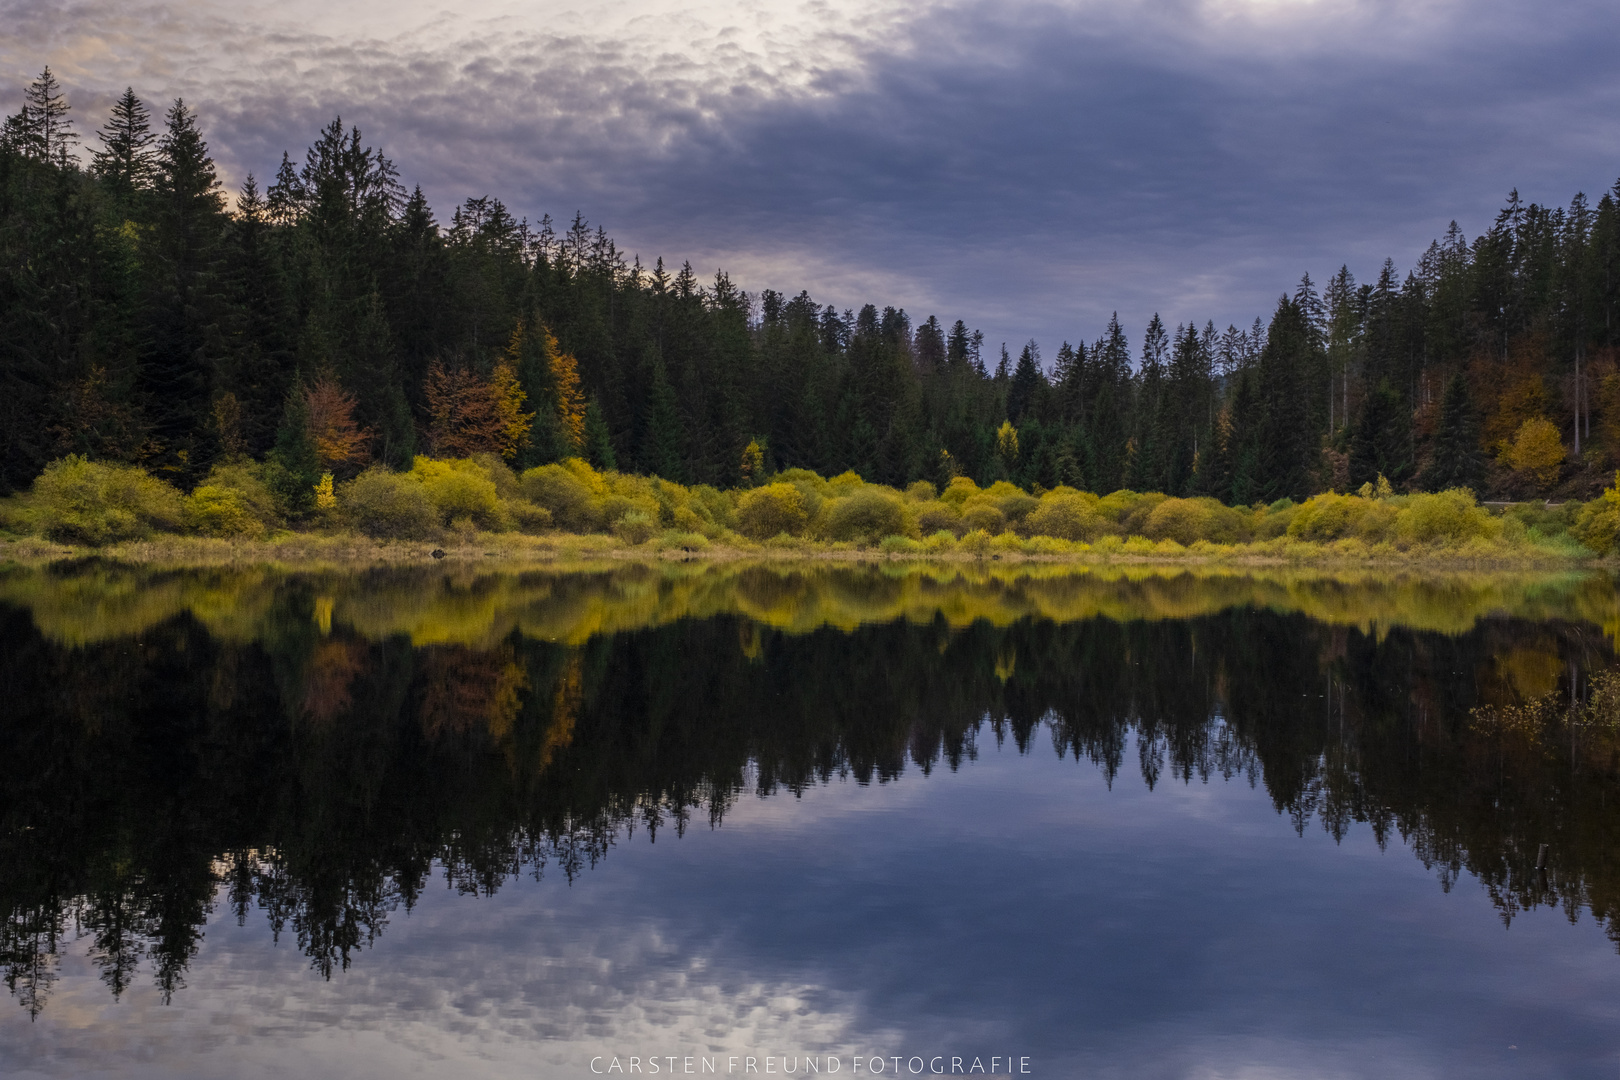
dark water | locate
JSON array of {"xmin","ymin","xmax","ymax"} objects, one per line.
[{"xmin": 3, "ymin": 561, "xmax": 1620, "ymax": 1078}]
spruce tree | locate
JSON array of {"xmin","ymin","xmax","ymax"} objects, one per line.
[
  {"xmin": 1422, "ymin": 372, "xmax": 1484, "ymax": 491},
  {"xmin": 1127, "ymin": 315, "xmax": 1168, "ymax": 491},
  {"xmin": 1007, "ymin": 340, "xmax": 1044, "ymax": 423},
  {"xmin": 1348, "ymin": 381, "xmax": 1413, "ymax": 489},
  {"xmin": 17, "ymin": 66, "xmax": 74, "ymax": 163},
  {"xmin": 583, "ymin": 395, "xmax": 617, "ymax": 470},
  {"xmin": 265, "ymin": 386, "xmax": 320, "ymax": 515},
  {"xmin": 91, "ymin": 88, "xmax": 155, "ymax": 200},
  {"xmin": 1254, "ymin": 296, "xmax": 1320, "ymax": 501},
  {"xmin": 1088, "ymin": 314, "xmax": 1131, "ymax": 492},
  {"xmin": 640, "ymin": 356, "xmax": 685, "ymax": 480},
  {"xmin": 143, "ymin": 97, "xmax": 231, "ymax": 477}
]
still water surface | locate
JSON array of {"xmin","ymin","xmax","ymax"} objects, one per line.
[{"xmin": 3, "ymin": 561, "xmax": 1620, "ymax": 1078}]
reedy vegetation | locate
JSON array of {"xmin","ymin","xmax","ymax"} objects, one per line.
[{"xmin": 9, "ymin": 71, "xmax": 1620, "ymax": 541}]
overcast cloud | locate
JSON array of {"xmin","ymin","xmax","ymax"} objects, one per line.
[{"xmin": 5, "ymin": 0, "xmax": 1618, "ymax": 356}]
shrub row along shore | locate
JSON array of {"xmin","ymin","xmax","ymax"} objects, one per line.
[{"xmin": 4, "ymin": 454, "xmax": 1619, "ymax": 565}]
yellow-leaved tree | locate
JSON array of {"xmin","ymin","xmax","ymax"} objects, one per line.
[
  {"xmin": 1503, "ymin": 417, "xmax": 1566, "ymax": 488},
  {"xmin": 506, "ymin": 321, "xmax": 584, "ymax": 454},
  {"xmin": 740, "ymin": 439, "xmax": 765, "ymax": 486},
  {"xmin": 489, "ymin": 358, "xmax": 532, "ymax": 461},
  {"xmin": 996, "ymin": 421, "xmax": 1019, "ymax": 474}
]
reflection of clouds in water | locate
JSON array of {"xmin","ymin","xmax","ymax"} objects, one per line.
[
  {"xmin": 5, "ymin": 739, "xmax": 1620, "ymax": 1079},
  {"xmin": 8, "ymin": 881, "xmax": 872, "ymax": 1078}
]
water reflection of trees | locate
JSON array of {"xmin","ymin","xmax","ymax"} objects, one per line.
[{"xmin": 3, "ymin": 598, "xmax": 1619, "ymax": 1016}]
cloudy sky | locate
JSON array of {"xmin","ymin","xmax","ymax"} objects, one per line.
[{"xmin": 5, "ymin": 0, "xmax": 1618, "ymax": 354}]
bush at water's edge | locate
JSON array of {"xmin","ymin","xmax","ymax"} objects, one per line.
[{"xmin": 0, "ymin": 455, "xmax": 1608, "ymax": 561}]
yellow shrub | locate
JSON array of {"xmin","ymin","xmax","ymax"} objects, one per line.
[
  {"xmin": 19, "ymin": 456, "xmax": 185, "ymax": 545},
  {"xmin": 560, "ymin": 456, "xmax": 610, "ymax": 495},
  {"xmin": 940, "ymin": 476, "xmax": 980, "ymax": 506},
  {"xmin": 613, "ymin": 509, "xmax": 657, "ymax": 544},
  {"xmin": 820, "ymin": 488, "xmax": 915, "ymax": 542},
  {"xmin": 735, "ymin": 483, "xmax": 810, "ymax": 539},
  {"xmin": 990, "ymin": 530, "xmax": 1023, "ymax": 552},
  {"xmin": 521, "ymin": 463, "xmax": 600, "ymax": 531},
  {"xmin": 1574, "ymin": 474, "xmax": 1620, "ymax": 554},
  {"xmin": 1394, "ymin": 489, "xmax": 1499, "ymax": 545},
  {"xmin": 827, "ymin": 470, "xmax": 866, "ymax": 495},
  {"xmin": 777, "ymin": 468, "xmax": 829, "ymax": 495},
  {"xmin": 688, "ymin": 484, "xmax": 735, "ymax": 531},
  {"xmin": 469, "ymin": 452, "xmax": 523, "ymax": 499},
  {"xmin": 915, "ymin": 500, "xmax": 965, "ymax": 537},
  {"xmin": 341, "ymin": 468, "xmax": 439, "ymax": 539},
  {"xmin": 1291, "ymin": 493, "xmax": 1352, "ymax": 541},
  {"xmin": 977, "ymin": 481, "xmax": 1038, "ymax": 525},
  {"xmin": 1096, "ymin": 490, "xmax": 1171, "ymax": 530},
  {"xmin": 1253, "ymin": 501, "xmax": 1298, "ymax": 539},
  {"xmin": 410, "ymin": 457, "xmax": 503, "ymax": 529},
  {"xmin": 904, "ymin": 480, "xmax": 936, "ymax": 501},
  {"xmin": 1023, "ymin": 535, "xmax": 1073, "ymax": 555},
  {"xmin": 654, "ymin": 530, "xmax": 710, "ymax": 550},
  {"xmin": 961, "ymin": 502, "xmax": 1006, "ymax": 534},
  {"xmin": 186, "ymin": 461, "xmax": 283, "ymax": 537},
  {"xmin": 1119, "ymin": 493, "xmax": 1169, "ymax": 535},
  {"xmin": 1021, "ymin": 493, "xmax": 1109, "ymax": 541},
  {"xmin": 1351, "ymin": 500, "xmax": 1399, "ymax": 543},
  {"xmin": 1141, "ymin": 497, "xmax": 1244, "ymax": 545},
  {"xmin": 186, "ymin": 485, "xmax": 267, "ymax": 538},
  {"xmin": 958, "ymin": 528, "xmax": 993, "ymax": 555}
]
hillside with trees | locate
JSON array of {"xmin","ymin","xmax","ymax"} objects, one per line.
[{"xmin": 6, "ymin": 67, "xmax": 1620, "ymax": 507}]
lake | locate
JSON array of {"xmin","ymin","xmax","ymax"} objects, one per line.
[{"xmin": 2, "ymin": 560, "xmax": 1619, "ymax": 1078}]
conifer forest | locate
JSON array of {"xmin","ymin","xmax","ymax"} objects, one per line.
[{"xmin": 6, "ymin": 67, "xmax": 1620, "ymax": 506}]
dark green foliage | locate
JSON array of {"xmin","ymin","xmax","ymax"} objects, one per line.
[
  {"xmin": 265, "ymin": 387, "xmax": 319, "ymax": 515},
  {"xmin": 639, "ymin": 356, "xmax": 685, "ymax": 481},
  {"xmin": 90, "ymin": 88, "xmax": 155, "ymax": 203},
  {"xmin": 583, "ymin": 395, "xmax": 617, "ymax": 470},
  {"xmin": 1423, "ymin": 372, "xmax": 1485, "ymax": 492},
  {"xmin": 1349, "ymin": 381, "xmax": 1413, "ymax": 489},
  {"xmin": 1253, "ymin": 296, "xmax": 1321, "ymax": 502},
  {"xmin": 6, "ymin": 72, "xmax": 1620, "ymax": 501}
]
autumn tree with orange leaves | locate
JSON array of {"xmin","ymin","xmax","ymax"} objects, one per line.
[
  {"xmin": 304, "ymin": 371, "xmax": 372, "ymax": 476},
  {"xmin": 423, "ymin": 358, "xmax": 532, "ymax": 459}
]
